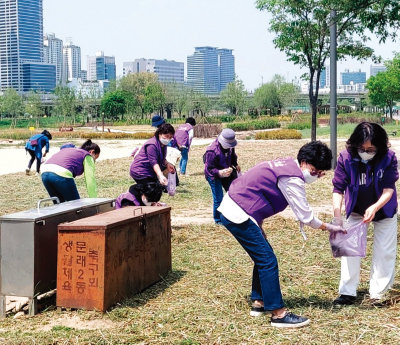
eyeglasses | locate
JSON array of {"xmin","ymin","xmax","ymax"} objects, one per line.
[
  {"xmin": 357, "ymin": 148, "xmax": 377, "ymax": 154},
  {"xmin": 309, "ymin": 169, "xmax": 325, "ymax": 178}
]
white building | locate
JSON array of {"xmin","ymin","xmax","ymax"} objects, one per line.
[
  {"xmin": 370, "ymin": 64, "xmax": 386, "ymax": 77},
  {"xmin": 63, "ymin": 40, "xmax": 81, "ymax": 82},
  {"xmin": 67, "ymin": 78, "xmax": 107, "ymax": 97},
  {"xmin": 43, "ymin": 33, "xmax": 63, "ymax": 84}
]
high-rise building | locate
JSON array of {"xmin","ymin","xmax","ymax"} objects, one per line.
[
  {"xmin": 370, "ymin": 64, "xmax": 386, "ymax": 77},
  {"xmin": 44, "ymin": 33, "xmax": 63, "ymax": 84},
  {"xmin": 187, "ymin": 46, "xmax": 235, "ymax": 94},
  {"xmin": 341, "ymin": 69, "xmax": 366, "ymax": 85},
  {"xmin": 123, "ymin": 58, "xmax": 184, "ymax": 83},
  {"xmin": 63, "ymin": 40, "xmax": 81, "ymax": 82},
  {"xmin": 319, "ymin": 65, "xmax": 330, "ymax": 89},
  {"xmin": 87, "ymin": 51, "xmax": 116, "ymax": 81},
  {"xmin": 0, "ymin": 0, "xmax": 56, "ymax": 92},
  {"xmin": 80, "ymin": 69, "xmax": 87, "ymax": 81}
]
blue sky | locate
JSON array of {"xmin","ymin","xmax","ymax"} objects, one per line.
[{"xmin": 43, "ymin": 0, "xmax": 399, "ymax": 91}]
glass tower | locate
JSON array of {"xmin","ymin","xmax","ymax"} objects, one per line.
[{"xmin": 0, "ymin": 0, "xmax": 55, "ymax": 92}]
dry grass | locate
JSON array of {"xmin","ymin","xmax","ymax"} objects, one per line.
[{"xmin": 0, "ymin": 139, "xmax": 399, "ymax": 344}]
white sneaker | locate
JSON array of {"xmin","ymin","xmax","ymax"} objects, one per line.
[{"xmin": 35, "ymin": 172, "xmax": 40, "ymax": 176}]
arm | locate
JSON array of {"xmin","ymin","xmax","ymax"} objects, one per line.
[
  {"xmin": 83, "ymin": 155, "xmax": 97, "ymax": 198},
  {"xmin": 333, "ymin": 192, "xmax": 344, "ymax": 218},
  {"xmin": 188, "ymin": 129, "xmax": 194, "ymax": 146},
  {"xmin": 204, "ymin": 151, "xmax": 220, "ymax": 178},
  {"xmin": 363, "ymin": 188, "xmax": 394, "ymax": 222}
]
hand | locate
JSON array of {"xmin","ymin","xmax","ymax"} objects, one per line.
[
  {"xmin": 43, "ymin": 152, "xmax": 47, "ymax": 157},
  {"xmin": 167, "ymin": 163, "xmax": 175, "ymax": 173},
  {"xmin": 218, "ymin": 168, "xmax": 232, "ymax": 178},
  {"xmin": 158, "ymin": 174, "xmax": 168, "ymax": 186},
  {"xmin": 236, "ymin": 165, "xmax": 241, "ymax": 173},
  {"xmin": 363, "ymin": 204, "xmax": 378, "ymax": 223},
  {"xmin": 325, "ymin": 223, "xmax": 346, "ymax": 233}
]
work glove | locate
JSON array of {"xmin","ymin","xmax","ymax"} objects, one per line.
[
  {"xmin": 158, "ymin": 174, "xmax": 168, "ymax": 186},
  {"xmin": 325, "ymin": 223, "xmax": 346, "ymax": 233},
  {"xmin": 218, "ymin": 168, "xmax": 232, "ymax": 178}
]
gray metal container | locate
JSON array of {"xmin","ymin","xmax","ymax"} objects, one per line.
[{"xmin": 0, "ymin": 198, "xmax": 114, "ymax": 316}]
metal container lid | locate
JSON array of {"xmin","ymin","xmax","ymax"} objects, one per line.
[
  {"xmin": 58, "ymin": 206, "xmax": 171, "ymax": 232},
  {"xmin": 0, "ymin": 198, "xmax": 114, "ymax": 222}
]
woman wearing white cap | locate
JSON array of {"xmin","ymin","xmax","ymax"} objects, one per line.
[{"xmin": 204, "ymin": 128, "xmax": 241, "ymax": 224}]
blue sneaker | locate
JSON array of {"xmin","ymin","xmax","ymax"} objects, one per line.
[{"xmin": 270, "ymin": 312, "xmax": 310, "ymax": 328}]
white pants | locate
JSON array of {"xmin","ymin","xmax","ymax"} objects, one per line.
[{"xmin": 338, "ymin": 213, "xmax": 398, "ymax": 299}]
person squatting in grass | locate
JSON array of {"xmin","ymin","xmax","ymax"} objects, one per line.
[
  {"xmin": 204, "ymin": 128, "xmax": 241, "ymax": 224},
  {"xmin": 115, "ymin": 182, "xmax": 165, "ymax": 209},
  {"xmin": 175, "ymin": 117, "xmax": 196, "ymax": 176},
  {"xmin": 332, "ymin": 122, "xmax": 398, "ymax": 307},
  {"xmin": 130, "ymin": 123, "xmax": 176, "ymax": 187},
  {"xmin": 41, "ymin": 139, "xmax": 100, "ymax": 202},
  {"xmin": 25, "ymin": 129, "xmax": 52, "ymax": 175},
  {"xmin": 217, "ymin": 141, "xmax": 345, "ymax": 328}
]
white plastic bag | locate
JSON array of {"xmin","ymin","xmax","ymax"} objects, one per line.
[
  {"xmin": 167, "ymin": 172, "xmax": 176, "ymax": 196},
  {"xmin": 329, "ymin": 221, "xmax": 368, "ymax": 258}
]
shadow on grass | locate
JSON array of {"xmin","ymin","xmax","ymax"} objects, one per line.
[
  {"xmin": 284, "ymin": 295, "xmax": 336, "ymax": 310},
  {"xmin": 113, "ymin": 269, "xmax": 187, "ymax": 310}
]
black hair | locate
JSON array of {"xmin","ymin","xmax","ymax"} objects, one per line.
[
  {"xmin": 297, "ymin": 141, "xmax": 332, "ymax": 170},
  {"xmin": 346, "ymin": 122, "xmax": 389, "ymax": 161},
  {"xmin": 42, "ymin": 129, "xmax": 52, "ymax": 140},
  {"xmin": 186, "ymin": 117, "xmax": 196, "ymax": 126},
  {"xmin": 155, "ymin": 123, "xmax": 175, "ymax": 137},
  {"xmin": 129, "ymin": 182, "xmax": 164, "ymax": 203},
  {"xmin": 80, "ymin": 139, "xmax": 100, "ymax": 154}
]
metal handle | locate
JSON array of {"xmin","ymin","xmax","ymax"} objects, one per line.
[
  {"xmin": 76, "ymin": 210, "xmax": 82, "ymax": 214},
  {"xmin": 37, "ymin": 197, "xmax": 60, "ymax": 210}
]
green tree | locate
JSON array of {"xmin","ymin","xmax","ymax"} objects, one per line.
[
  {"xmin": 366, "ymin": 55, "xmax": 400, "ymax": 119},
  {"xmin": 1, "ymin": 89, "xmax": 24, "ymax": 127},
  {"xmin": 163, "ymin": 82, "xmax": 189, "ymax": 118},
  {"xmin": 100, "ymin": 90, "xmax": 132, "ymax": 120},
  {"xmin": 254, "ymin": 82, "xmax": 280, "ymax": 115},
  {"xmin": 54, "ymin": 86, "xmax": 77, "ymax": 125},
  {"xmin": 187, "ymin": 90, "xmax": 211, "ymax": 117},
  {"xmin": 25, "ymin": 91, "xmax": 43, "ymax": 128},
  {"xmin": 219, "ymin": 79, "xmax": 248, "ymax": 116},
  {"xmin": 143, "ymin": 82, "xmax": 165, "ymax": 115},
  {"xmin": 256, "ymin": 0, "xmax": 400, "ymax": 140}
]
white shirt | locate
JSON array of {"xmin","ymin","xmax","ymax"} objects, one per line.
[{"xmin": 218, "ymin": 176, "xmax": 322, "ymax": 229}]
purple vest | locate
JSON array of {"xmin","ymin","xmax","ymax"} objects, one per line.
[
  {"xmin": 229, "ymin": 158, "xmax": 304, "ymax": 225},
  {"xmin": 204, "ymin": 138, "xmax": 236, "ymax": 179},
  {"xmin": 175, "ymin": 123, "xmax": 193, "ymax": 148},
  {"xmin": 115, "ymin": 192, "xmax": 141, "ymax": 209},
  {"xmin": 45, "ymin": 148, "xmax": 90, "ymax": 177},
  {"xmin": 130, "ymin": 136, "xmax": 167, "ymax": 180}
]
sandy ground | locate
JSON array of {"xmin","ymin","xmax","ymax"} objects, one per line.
[{"xmin": 0, "ymin": 138, "xmax": 214, "ymax": 176}]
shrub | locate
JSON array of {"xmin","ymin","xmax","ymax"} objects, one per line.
[
  {"xmin": 228, "ymin": 119, "xmax": 280, "ymax": 132},
  {"xmin": 256, "ymin": 129, "xmax": 302, "ymax": 140},
  {"xmin": 287, "ymin": 122, "xmax": 312, "ymax": 130}
]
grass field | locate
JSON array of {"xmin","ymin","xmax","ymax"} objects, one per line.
[{"xmin": 0, "ymin": 139, "xmax": 399, "ymax": 344}]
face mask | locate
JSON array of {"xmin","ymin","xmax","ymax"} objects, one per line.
[
  {"xmin": 302, "ymin": 169, "xmax": 318, "ymax": 184},
  {"xmin": 142, "ymin": 196, "xmax": 152, "ymax": 206},
  {"xmin": 358, "ymin": 151, "xmax": 376, "ymax": 162},
  {"xmin": 159, "ymin": 137, "xmax": 171, "ymax": 145}
]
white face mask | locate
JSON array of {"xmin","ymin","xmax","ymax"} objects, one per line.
[
  {"xmin": 159, "ymin": 137, "xmax": 171, "ymax": 146},
  {"xmin": 358, "ymin": 151, "xmax": 376, "ymax": 162},
  {"xmin": 141, "ymin": 196, "xmax": 152, "ymax": 206},
  {"xmin": 302, "ymin": 169, "xmax": 318, "ymax": 184}
]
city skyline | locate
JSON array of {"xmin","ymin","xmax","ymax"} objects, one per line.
[{"xmin": 43, "ymin": 0, "xmax": 399, "ymax": 92}]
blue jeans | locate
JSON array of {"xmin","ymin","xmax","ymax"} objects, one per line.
[
  {"xmin": 179, "ymin": 147, "xmax": 189, "ymax": 174},
  {"xmin": 41, "ymin": 172, "xmax": 80, "ymax": 203},
  {"xmin": 206, "ymin": 176, "xmax": 225, "ymax": 224},
  {"xmin": 220, "ymin": 214, "xmax": 285, "ymax": 311}
]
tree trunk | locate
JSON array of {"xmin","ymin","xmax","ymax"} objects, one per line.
[{"xmin": 311, "ymin": 100, "xmax": 317, "ymax": 141}]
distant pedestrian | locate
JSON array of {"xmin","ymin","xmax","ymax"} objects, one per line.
[
  {"xmin": 175, "ymin": 117, "xmax": 196, "ymax": 175},
  {"xmin": 25, "ymin": 129, "xmax": 52, "ymax": 176},
  {"xmin": 41, "ymin": 139, "xmax": 100, "ymax": 202},
  {"xmin": 204, "ymin": 128, "xmax": 240, "ymax": 224}
]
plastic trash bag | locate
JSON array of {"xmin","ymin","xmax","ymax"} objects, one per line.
[
  {"xmin": 167, "ymin": 172, "xmax": 176, "ymax": 196},
  {"xmin": 329, "ymin": 221, "xmax": 368, "ymax": 258}
]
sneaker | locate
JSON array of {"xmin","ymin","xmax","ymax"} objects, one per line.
[
  {"xmin": 250, "ymin": 306, "xmax": 265, "ymax": 317},
  {"xmin": 25, "ymin": 168, "xmax": 30, "ymax": 175},
  {"xmin": 270, "ymin": 312, "xmax": 310, "ymax": 328},
  {"xmin": 35, "ymin": 172, "xmax": 40, "ymax": 176},
  {"xmin": 333, "ymin": 294, "xmax": 356, "ymax": 307}
]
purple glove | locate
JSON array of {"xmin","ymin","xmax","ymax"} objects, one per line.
[{"xmin": 325, "ymin": 223, "xmax": 346, "ymax": 233}]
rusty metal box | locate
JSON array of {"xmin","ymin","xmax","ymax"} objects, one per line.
[
  {"xmin": 56, "ymin": 206, "xmax": 171, "ymax": 311},
  {"xmin": 0, "ymin": 198, "xmax": 115, "ymax": 316}
]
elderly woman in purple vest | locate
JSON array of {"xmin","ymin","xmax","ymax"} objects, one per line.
[
  {"xmin": 41, "ymin": 139, "xmax": 100, "ymax": 202},
  {"xmin": 331, "ymin": 122, "xmax": 398, "ymax": 307},
  {"xmin": 130, "ymin": 123, "xmax": 176, "ymax": 186},
  {"xmin": 115, "ymin": 182, "xmax": 165, "ymax": 209},
  {"xmin": 204, "ymin": 128, "xmax": 241, "ymax": 224},
  {"xmin": 175, "ymin": 117, "xmax": 196, "ymax": 175},
  {"xmin": 217, "ymin": 141, "xmax": 344, "ymax": 328}
]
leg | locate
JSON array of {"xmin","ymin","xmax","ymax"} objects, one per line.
[
  {"xmin": 35, "ymin": 155, "xmax": 41, "ymax": 173},
  {"xmin": 27, "ymin": 150, "xmax": 35, "ymax": 170},
  {"xmin": 42, "ymin": 172, "xmax": 80, "ymax": 202},
  {"xmin": 338, "ymin": 213, "xmax": 364, "ymax": 297},
  {"xmin": 180, "ymin": 148, "xmax": 189, "ymax": 174},
  {"xmin": 369, "ymin": 215, "xmax": 397, "ymax": 299},
  {"xmin": 220, "ymin": 215, "xmax": 284, "ymax": 311},
  {"xmin": 207, "ymin": 177, "xmax": 224, "ymax": 224}
]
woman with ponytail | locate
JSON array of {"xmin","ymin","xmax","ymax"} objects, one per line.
[{"xmin": 41, "ymin": 139, "xmax": 100, "ymax": 202}]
